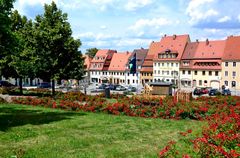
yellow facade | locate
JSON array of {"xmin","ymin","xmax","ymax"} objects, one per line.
[
  {"xmin": 140, "ymin": 72, "xmax": 153, "ymax": 84},
  {"xmin": 221, "ymin": 61, "xmax": 240, "ymax": 91}
]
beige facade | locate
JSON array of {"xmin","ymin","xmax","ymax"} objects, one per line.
[
  {"xmin": 140, "ymin": 72, "xmax": 153, "ymax": 84},
  {"xmin": 180, "ymin": 70, "xmax": 221, "ymax": 89},
  {"xmin": 221, "ymin": 61, "xmax": 240, "ymax": 91}
]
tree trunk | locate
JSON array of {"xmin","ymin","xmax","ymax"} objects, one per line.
[
  {"xmin": 52, "ymin": 79, "xmax": 55, "ymax": 97},
  {"xmin": 19, "ymin": 77, "xmax": 23, "ymax": 95}
]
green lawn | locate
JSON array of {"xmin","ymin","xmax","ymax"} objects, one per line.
[{"xmin": 0, "ymin": 104, "xmax": 203, "ymax": 158}]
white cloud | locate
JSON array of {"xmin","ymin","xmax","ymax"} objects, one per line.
[
  {"xmin": 129, "ymin": 18, "xmax": 173, "ymax": 31},
  {"xmin": 238, "ymin": 15, "xmax": 240, "ymax": 22},
  {"xmin": 125, "ymin": 0, "xmax": 153, "ymax": 11},
  {"xmin": 100, "ymin": 25, "xmax": 107, "ymax": 29},
  {"xmin": 186, "ymin": 0, "xmax": 218, "ymax": 24},
  {"xmin": 217, "ymin": 16, "xmax": 231, "ymax": 23},
  {"xmin": 115, "ymin": 38, "xmax": 152, "ymax": 47},
  {"xmin": 77, "ymin": 32, "xmax": 119, "ymax": 41},
  {"xmin": 204, "ymin": 28, "xmax": 220, "ymax": 33},
  {"xmin": 14, "ymin": 0, "xmax": 59, "ymax": 15}
]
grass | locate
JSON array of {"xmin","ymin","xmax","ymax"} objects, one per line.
[{"xmin": 0, "ymin": 104, "xmax": 204, "ymax": 158}]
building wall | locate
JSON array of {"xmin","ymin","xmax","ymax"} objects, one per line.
[
  {"xmin": 179, "ymin": 69, "xmax": 193, "ymax": 88},
  {"xmin": 108, "ymin": 71, "xmax": 126, "ymax": 84},
  {"xmin": 191, "ymin": 70, "xmax": 221, "ymax": 88},
  {"xmin": 125, "ymin": 72, "xmax": 140, "ymax": 86},
  {"xmin": 221, "ymin": 61, "xmax": 240, "ymax": 91},
  {"xmin": 153, "ymin": 61, "xmax": 180, "ymax": 84},
  {"xmin": 140, "ymin": 72, "xmax": 153, "ymax": 84}
]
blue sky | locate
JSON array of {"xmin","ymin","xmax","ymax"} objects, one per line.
[{"xmin": 14, "ymin": 0, "xmax": 240, "ymax": 53}]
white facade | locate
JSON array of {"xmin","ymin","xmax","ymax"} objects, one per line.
[
  {"xmin": 125, "ymin": 71, "xmax": 140, "ymax": 86},
  {"xmin": 153, "ymin": 61, "xmax": 180, "ymax": 84}
]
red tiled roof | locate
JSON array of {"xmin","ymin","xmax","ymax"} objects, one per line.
[
  {"xmin": 91, "ymin": 49, "xmax": 116, "ymax": 62},
  {"xmin": 181, "ymin": 42, "xmax": 198, "ymax": 59},
  {"xmin": 140, "ymin": 67, "xmax": 153, "ymax": 72},
  {"xmin": 193, "ymin": 40, "xmax": 225, "ymax": 59},
  {"xmin": 154, "ymin": 34, "xmax": 190, "ymax": 61},
  {"xmin": 223, "ymin": 36, "xmax": 240, "ymax": 61},
  {"xmin": 89, "ymin": 49, "xmax": 116, "ymax": 71},
  {"xmin": 191, "ymin": 60, "xmax": 222, "ymax": 70},
  {"xmin": 108, "ymin": 52, "xmax": 132, "ymax": 71},
  {"xmin": 83, "ymin": 55, "xmax": 92, "ymax": 70}
]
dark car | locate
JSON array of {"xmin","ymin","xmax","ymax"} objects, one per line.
[
  {"xmin": 97, "ymin": 84, "xmax": 107, "ymax": 89},
  {"xmin": 222, "ymin": 89, "xmax": 231, "ymax": 96},
  {"xmin": 37, "ymin": 82, "xmax": 51, "ymax": 88},
  {"xmin": 209, "ymin": 89, "xmax": 221, "ymax": 96},
  {"xmin": 193, "ymin": 88, "xmax": 201, "ymax": 95},
  {"xmin": 0, "ymin": 80, "xmax": 15, "ymax": 87},
  {"xmin": 109, "ymin": 84, "xmax": 119, "ymax": 90}
]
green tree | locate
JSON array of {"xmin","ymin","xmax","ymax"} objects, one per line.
[
  {"xmin": 85, "ymin": 47, "xmax": 98, "ymax": 58},
  {"xmin": 0, "ymin": 0, "xmax": 17, "ymax": 79},
  {"xmin": 34, "ymin": 2, "xmax": 85, "ymax": 96},
  {"xmin": 9, "ymin": 10, "xmax": 37, "ymax": 94}
]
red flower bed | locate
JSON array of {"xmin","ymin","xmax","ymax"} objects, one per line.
[{"xmin": 11, "ymin": 93, "xmax": 240, "ymax": 157}]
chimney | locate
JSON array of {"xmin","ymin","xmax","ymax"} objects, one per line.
[
  {"xmin": 141, "ymin": 47, "xmax": 144, "ymax": 50},
  {"xmin": 196, "ymin": 39, "xmax": 199, "ymax": 43},
  {"xmin": 164, "ymin": 34, "xmax": 167, "ymax": 37},
  {"xmin": 126, "ymin": 51, "xmax": 129, "ymax": 54},
  {"xmin": 206, "ymin": 38, "xmax": 209, "ymax": 45},
  {"xmin": 173, "ymin": 34, "xmax": 177, "ymax": 40},
  {"xmin": 152, "ymin": 41, "xmax": 154, "ymax": 43}
]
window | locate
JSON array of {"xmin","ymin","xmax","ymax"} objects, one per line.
[
  {"xmin": 194, "ymin": 71, "xmax": 197, "ymax": 75},
  {"xmin": 154, "ymin": 70, "xmax": 156, "ymax": 74},
  {"xmin": 171, "ymin": 63, "xmax": 174, "ymax": 67},
  {"xmin": 232, "ymin": 81, "xmax": 236, "ymax": 87},
  {"xmin": 158, "ymin": 63, "xmax": 160, "ymax": 66},
  {"xmin": 188, "ymin": 71, "xmax": 191, "ymax": 75},
  {"xmin": 158, "ymin": 70, "xmax": 160, "ymax": 74},
  {"xmin": 167, "ymin": 63, "xmax": 169, "ymax": 67},
  {"xmin": 225, "ymin": 62, "xmax": 228, "ymax": 67},
  {"xmin": 154, "ymin": 63, "xmax": 156, "ymax": 66},
  {"xmin": 233, "ymin": 62, "xmax": 236, "ymax": 67},
  {"xmin": 215, "ymin": 71, "xmax": 219, "ymax": 76},
  {"xmin": 204, "ymin": 80, "xmax": 207, "ymax": 84},
  {"xmin": 202, "ymin": 71, "xmax": 205, "ymax": 75},
  {"xmin": 176, "ymin": 63, "xmax": 179, "ymax": 67},
  {"xmin": 233, "ymin": 71, "xmax": 236, "ymax": 77},
  {"xmin": 199, "ymin": 80, "xmax": 202, "ymax": 86},
  {"xmin": 128, "ymin": 73, "xmax": 129, "ymax": 76},
  {"xmin": 224, "ymin": 81, "xmax": 228, "ymax": 86},
  {"xmin": 167, "ymin": 71, "xmax": 169, "ymax": 75},
  {"xmin": 225, "ymin": 71, "xmax": 228, "ymax": 77},
  {"xmin": 133, "ymin": 80, "xmax": 135, "ymax": 83},
  {"xmin": 162, "ymin": 63, "xmax": 164, "ymax": 66},
  {"xmin": 209, "ymin": 71, "xmax": 212, "ymax": 76},
  {"xmin": 182, "ymin": 70, "xmax": 185, "ymax": 75}
]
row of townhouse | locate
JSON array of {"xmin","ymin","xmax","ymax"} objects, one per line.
[{"xmin": 85, "ymin": 34, "xmax": 240, "ymax": 93}]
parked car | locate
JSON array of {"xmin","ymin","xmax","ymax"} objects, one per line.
[
  {"xmin": 193, "ymin": 88, "xmax": 201, "ymax": 95},
  {"xmin": 109, "ymin": 84, "xmax": 119, "ymax": 90},
  {"xmin": 209, "ymin": 89, "xmax": 221, "ymax": 96},
  {"xmin": 127, "ymin": 86, "xmax": 137, "ymax": 92},
  {"xmin": 200, "ymin": 88, "xmax": 209, "ymax": 94},
  {"xmin": 222, "ymin": 89, "xmax": 231, "ymax": 96},
  {"xmin": 37, "ymin": 82, "xmax": 51, "ymax": 88},
  {"xmin": 116, "ymin": 85, "xmax": 127, "ymax": 91},
  {"xmin": 97, "ymin": 83, "xmax": 107, "ymax": 89},
  {"xmin": 0, "ymin": 80, "xmax": 15, "ymax": 87}
]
